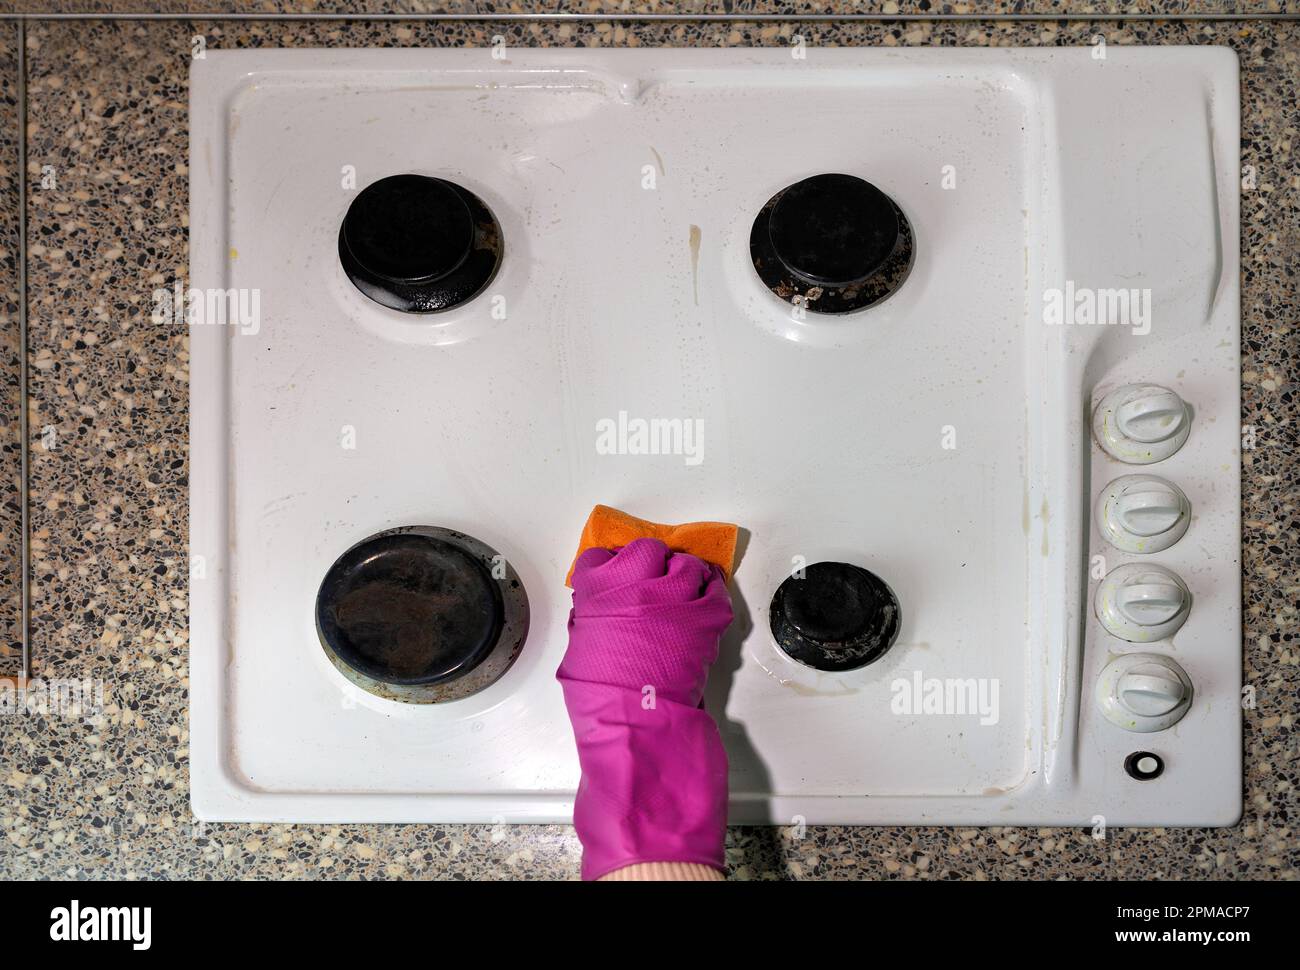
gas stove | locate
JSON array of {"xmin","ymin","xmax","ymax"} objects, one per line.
[{"xmin": 189, "ymin": 47, "xmax": 1241, "ymax": 826}]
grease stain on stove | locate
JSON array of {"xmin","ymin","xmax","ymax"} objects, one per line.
[
  {"xmin": 688, "ymin": 224, "xmax": 701, "ymax": 306},
  {"xmin": 1040, "ymin": 496, "xmax": 1051, "ymax": 557},
  {"xmin": 650, "ymin": 146, "xmax": 665, "ymax": 177},
  {"xmin": 749, "ymin": 652, "xmax": 859, "ymax": 698}
]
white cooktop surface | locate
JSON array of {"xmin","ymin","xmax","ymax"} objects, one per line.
[{"xmin": 190, "ymin": 47, "xmax": 1240, "ymax": 825}]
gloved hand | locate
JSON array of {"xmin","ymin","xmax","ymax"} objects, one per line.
[{"xmin": 556, "ymin": 537, "xmax": 734, "ymax": 880}]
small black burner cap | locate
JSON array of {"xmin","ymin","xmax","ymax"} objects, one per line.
[
  {"xmin": 315, "ymin": 532, "xmax": 504, "ymax": 686},
  {"xmin": 770, "ymin": 561, "xmax": 900, "ymax": 671},
  {"xmin": 750, "ymin": 173, "xmax": 913, "ymax": 314},
  {"xmin": 339, "ymin": 174, "xmax": 502, "ymax": 313}
]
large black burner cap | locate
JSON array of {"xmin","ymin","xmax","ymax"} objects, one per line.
[
  {"xmin": 770, "ymin": 561, "xmax": 900, "ymax": 672},
  {"xmin": 339, "ymin": 174, "xmax": 502, "ymax": 313},
  {"xmin": 315, "ymin": 532, "xmax": 504, "ymax": 686},
  {"xmin": 750, "ymin": 173, "xmax": 913, "ymax": 314},
  {"xmin": 768, "ymin": 173, "xmax": 899, "ymax": 287}
]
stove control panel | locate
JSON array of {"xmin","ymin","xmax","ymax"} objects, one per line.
[{"xmin": 1087, "ymin": 366, "xmax": 1237, "ymax": 810}]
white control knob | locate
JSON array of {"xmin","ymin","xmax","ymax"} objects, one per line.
[
  {"xmin": 1096, "ymin": 474, "xmax": 1191, "ymax": 553},
  {"xmin": 1095, "ymin": 562, "xmax": 1191, "ymax": 642},
  {"xmin": 1096, "ymin": 653, "xmax": 1193, "ymax": 732},
  {"xmin": 1092, "ymin": 383, "xmax": 1191, "ymax": 464}
]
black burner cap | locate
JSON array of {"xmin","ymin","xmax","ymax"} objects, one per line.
[
  {"xmin": 768, "ymin": 173, "xmax": 899, "ymax": 287},
  {"xmin": 750, "ymin": 174, "xmax": 913, "ymax": 314},
  {"xmin": 770, "ymin": 561, "xmax": 900, "ymax": 671},
  {"xmin": 339, "ymin": 174, "xmax": 502, "ymax": 313},
  {"xmin": 315, "ymin": 532, "xmax": 504, "ymax": 686}
]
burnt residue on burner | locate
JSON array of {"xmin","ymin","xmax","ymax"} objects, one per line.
[
  {"xmin": 315, "ymin": 526, "xmax": 530, "ymax": 705},
  {"xmin": 769, "ymin": 561, "xmax": 901, "ymax": 672},
  {"xmin": 317, "ymin": 531, "xmax": 504, "ymax": 687},
  {"xmin": 750, "ymin": 173, "xmax": 913, "ymax": 314}
]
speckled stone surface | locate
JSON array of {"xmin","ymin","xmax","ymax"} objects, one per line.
[
  {"xmin": 3, "ymin": 3, "xmax": 1300, "ymax": 18},
  {"xmin": 1, "ymin": 13, "xmax": 1296, "ymax": 880},
  {"xmin": 0, "ymin": 24, "xmax": 18, "ymax": 669}
]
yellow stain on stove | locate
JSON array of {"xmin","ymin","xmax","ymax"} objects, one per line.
[
  {"xmin": 688, "ymin": 225, "xmax": 701, "ymax": 307},
  {"xmin": 229, "ymin": 247, "xmax": 239, "ymax": 260},
  {"xmin": 1040, "ymin": 496, "xmax": 1050, "ymax": 557}
]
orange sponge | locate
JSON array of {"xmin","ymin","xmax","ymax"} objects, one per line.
[{"xmin": 566, "ymin": 504, "xmax": 740, "ymax": 587}]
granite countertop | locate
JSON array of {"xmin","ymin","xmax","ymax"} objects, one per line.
[{"xmin": 0, "ymin": 5, "xmax": 1295, "ymax": 880}]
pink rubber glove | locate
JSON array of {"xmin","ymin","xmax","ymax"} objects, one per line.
[{"xmin": 556, "ymin": 537, "xmax": 734, "ymax": 880}]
